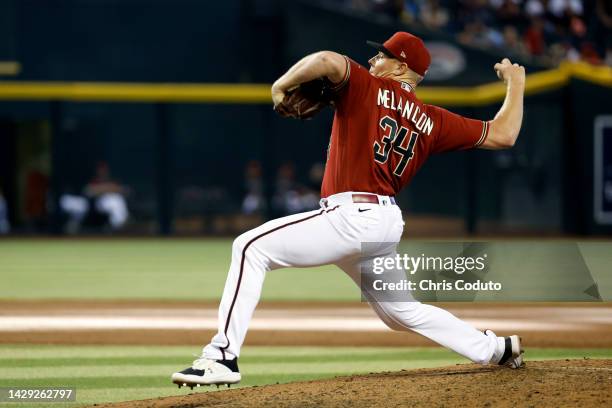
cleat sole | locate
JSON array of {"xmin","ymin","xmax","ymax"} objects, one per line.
[{"xmin": 171, "ymin": 371, "xmax": 241, "ymax": 388}]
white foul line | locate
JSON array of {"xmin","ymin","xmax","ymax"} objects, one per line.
[{"xmin": 0, "ymin": 315, "xmax": 587, "ymax": 332}]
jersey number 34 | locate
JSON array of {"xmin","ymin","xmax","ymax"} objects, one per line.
[{"xmin": 373, "ymin": 116, "xmax": 419, "ymax": 177}]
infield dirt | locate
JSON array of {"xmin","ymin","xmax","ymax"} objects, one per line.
[
  {"xmin": 2, "ymin": 301, "xmax": 611, "ymax": 348},
  {"xmin": 91, "ymin": 359, "xmax": 611, "ymax": 408}
]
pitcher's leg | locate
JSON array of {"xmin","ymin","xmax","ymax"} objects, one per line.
[
  {"xmin": 377, "ymin": 301, "xmax": 502, "ymax": 364},
  {"xmin": 203, "ymin": 228, "xmax": 270, "ymax": 361},
  {"xmin": 205, "ymin": 206, "xmax": 357, "ymax": 360},
  {"xmin": 337, "ymin": 260, "xmax": 503, "ymax": 365}
]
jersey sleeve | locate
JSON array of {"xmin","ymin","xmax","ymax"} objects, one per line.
[
  {"xmin": 428, "ymin": 105, "xmax": 490, "ymax": 154},
  {"xmin": 332, "ymin": 57, "xmax": 373, "ymax": 110}
]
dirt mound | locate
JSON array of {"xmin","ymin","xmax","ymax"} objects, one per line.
[{"xmin": 92, "ymin": 359, "xmax": 611, "ymax": 408}]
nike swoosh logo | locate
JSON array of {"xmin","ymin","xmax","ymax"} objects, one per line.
[{"xmin": 358, "ymin": 208, "xmax": 371, "ymax": 213}]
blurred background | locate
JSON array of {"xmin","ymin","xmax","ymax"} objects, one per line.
[
  {"xmin": 0, "ymin": 4, "xmax": 610, "ymax": 405},
  {"xmin": 0, "ymin": 0, "xmax": 611, "ymax": 238}
]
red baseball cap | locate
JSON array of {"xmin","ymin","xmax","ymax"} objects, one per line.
[{"xmin": 367, "ymin": 32, "xmax": 431, "ymax": 77}]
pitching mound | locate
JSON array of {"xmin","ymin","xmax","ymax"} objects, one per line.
[{"xmin": 93, "ymin": 359, "xmax": 610, "ymax": 408}]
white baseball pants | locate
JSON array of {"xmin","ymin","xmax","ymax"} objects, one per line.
[{"xmin": 203, "ymin": 192, "xmax": 504, "ymax": 364}]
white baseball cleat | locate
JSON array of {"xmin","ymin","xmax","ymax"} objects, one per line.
[
  {"xmin": 499, "ymin": 334, "xmax": 524, "ymax": 368},
  {"xmin": 486, "ymin": 330, "xmax": 524, "ymax": 368},
  {"xmin": 172, "ymin": 357, "xmax": 241, "ymax": 389}
]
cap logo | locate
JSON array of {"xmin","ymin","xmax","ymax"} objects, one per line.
[{"xmin": 368, "ymin": 32, "xmax": 431, "ymax": 76}]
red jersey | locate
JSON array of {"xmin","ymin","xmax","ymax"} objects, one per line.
[{"xmin": 321, "ymin": 58, "xmax": 489, "ymax": 197}]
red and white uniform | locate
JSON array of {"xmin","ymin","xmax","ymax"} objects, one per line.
[
  {"xmin": 323, "ymin": 58, "xmax": 488, "ymax": 197},
  {"xmin": 203, "ymin": 59, "xmax": 504, "ymax": 366}
]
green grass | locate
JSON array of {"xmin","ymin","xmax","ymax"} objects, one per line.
[
  {"xmin": 1, "ymin": 239, "xmax": 611, "ymax": 301},
  {"xmin": 1, "ymin": 239, "xmax": 610, "ymax": 406},
  {"xmin": 0, "ymin": 239, "xmax": 358, "ymax": 301},
  {"xmin": 0, "ymin": 345, "xmax": 610, "ymax": 407}
]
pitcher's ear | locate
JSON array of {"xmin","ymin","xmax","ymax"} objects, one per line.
[{"xmin": 395, "ymin": 62, "xmax": 409, "ymax": 75}]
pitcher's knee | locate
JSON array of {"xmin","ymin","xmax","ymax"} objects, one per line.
[
  {"xmin": 232, "ymin": 232, "xmax": 269, "ymax": 269},
  {"xmin": 378, "ymin": 301, "xmax": 424, "ymax": 329},
  {"xmin": 232, "ymin": 232, "xmax": 253, "ymax": 256},
  {"xmin": 379, "ymin": 315, "xmax": 406, "ymax": 331}
]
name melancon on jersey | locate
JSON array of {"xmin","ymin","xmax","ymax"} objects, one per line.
[{"xmin": 377, "ymin": 88, "xmax": 434, "ymax": 136}]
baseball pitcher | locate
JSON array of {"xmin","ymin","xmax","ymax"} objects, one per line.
[{"xmin": 172, "ymin": 31, "xmax": 526, "ymax": 387}]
